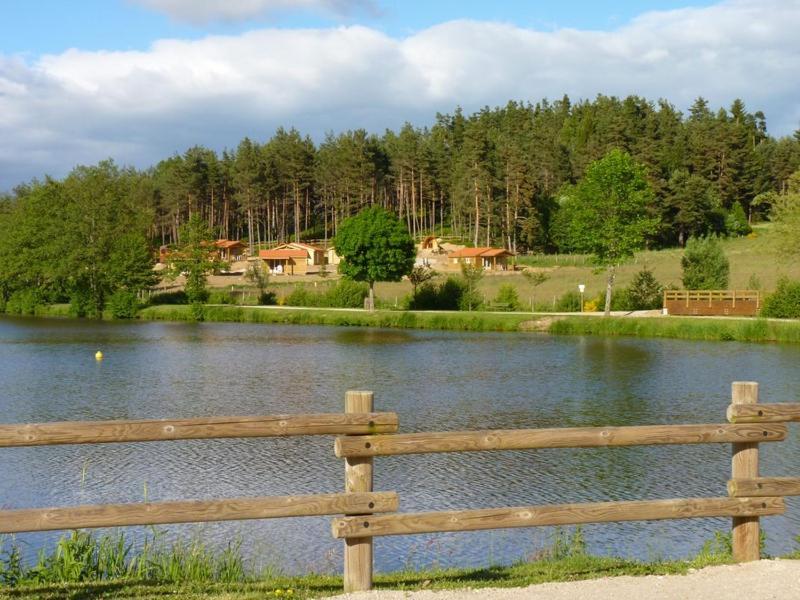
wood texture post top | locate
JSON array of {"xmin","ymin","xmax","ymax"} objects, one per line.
[
  {"xmin": 0, "ymin": 492, "xmax": 399, "ymax": 534},
  {"xmin": 727, "ymin": 403, "xmax": 800, "ymax": 423},
  {"xmin": 332, "ymin": 496, "xmax": 784, "ymax": 539},
  {"xmin": 0, "ymin": 412, "xmax": 398, "ymax": 447},
  {"xmin": 335, "ymin": 423, "xmax": 786, "ymax": 457}
]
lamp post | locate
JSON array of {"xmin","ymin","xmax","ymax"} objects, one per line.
[{"xmin": 578, "ymin": 284, "xmax": 585, "ymax": 313}]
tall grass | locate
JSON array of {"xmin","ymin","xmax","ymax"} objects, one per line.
[
  {"xmin": 0, "ymin": 530, "xmax": 249, "ymax": 587},
  {"xmin": 548, "ymin": 316, "xmax": 800, "ymax": 344},
  {"xmin": 139, "ymin": 305, "xmax": 532, "ymax": 332}
]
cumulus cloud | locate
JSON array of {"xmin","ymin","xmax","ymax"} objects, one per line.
[
  {"xmin": 131, "ymin": 0, "xmax": 375, "ymax": 24},
  {"xmin": 1, "ymin": 0, "xmax": 799, "ymax": 187}
]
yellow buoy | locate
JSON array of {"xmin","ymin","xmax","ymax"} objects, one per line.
[{"xmin": 95, "ymin": 351, "xmax": 104, "ymax": 361}]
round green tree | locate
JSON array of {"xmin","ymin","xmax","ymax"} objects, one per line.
[
  {"xmin": 333, "ymin": 206, "xmax": 415, "ymax": 310},
  {"xmin": 559, "ymin": 149, "xmax": 658, "ymax": 315}
]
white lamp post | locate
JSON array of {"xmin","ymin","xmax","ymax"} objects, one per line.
[{"xmin": 578, "ymin": 284, "xmax": 585, "ymax": 313}]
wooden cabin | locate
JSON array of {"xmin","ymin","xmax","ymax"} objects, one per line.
[
  {"xmin": 258, "ymin": 248, "xmax": 309, "ymax": 275},
  {"xmin": 280, "ymin": 242, "xmax": 325, "ymax": 267},
  {"xmin": 214, "ymin": 239, "xmax": 247, "ymax": 262},
  {"xmin": 448, "ymin": 247, "xmax": 513, "ymax": 271}
]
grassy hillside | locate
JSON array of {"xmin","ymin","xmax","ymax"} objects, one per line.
[{"xmin": 371, "ymin": 224, "xmax": 798, "ymax": 307}]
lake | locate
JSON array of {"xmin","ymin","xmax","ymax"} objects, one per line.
[{"xmin": 1, "ymin": 315, "xmax": 799, "ymax": 573}]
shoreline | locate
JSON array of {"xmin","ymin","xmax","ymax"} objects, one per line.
[{"xmin": 9, "ymin": 303, "xmax": 800, "ymax": 343}]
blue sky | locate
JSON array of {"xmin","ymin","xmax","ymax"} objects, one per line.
[
  {"xmin": 0, "ymin": 0, "xmax": 798, "ymax": 188},
  {"xmin": 2, "ymin": 1, "xmax": 718, "ymax": 55}
]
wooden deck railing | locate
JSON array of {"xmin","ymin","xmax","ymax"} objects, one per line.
[
  {"xmin": 663, "ymin": 290, "xmax": 761, "ymax": 316},
  {"xmin": 3, "ymin": 383, "xmax": 800, "ymax": 593}
]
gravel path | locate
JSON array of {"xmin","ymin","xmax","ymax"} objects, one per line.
[{"xmin": 329, "ymin": 560, "xmax": 800, "ymax": 600}]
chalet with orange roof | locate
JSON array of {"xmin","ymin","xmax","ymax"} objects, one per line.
[
  {"xmin": 448, "ymin": 247, "xmax": 513, "ymax": 271},
  {"xmin": 214, "ymin": 239, "xmax": 247, "ymax": 262},
  {"xmin": 258, "ymin": 247, "xmax": 309, "ymax": 275}
]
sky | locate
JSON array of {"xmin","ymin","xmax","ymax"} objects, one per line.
[{"xmin": 1, "ymin": 0, "xmax": 799, "ymax": 188}]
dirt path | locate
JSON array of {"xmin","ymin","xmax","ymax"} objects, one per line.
[{"xmin": 329, "ymin": 560, "xmax": 800, "ymax": 600}]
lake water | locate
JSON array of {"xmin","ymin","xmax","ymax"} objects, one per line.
[{"xmin": 1, "ymin": 316, "xmax": 799, "ymax": 573}]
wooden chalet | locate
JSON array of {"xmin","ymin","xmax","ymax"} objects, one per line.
[
  {"xmin": 448, "ymin": 247, "xmax": 513, "ymax": 271},
  {"xmin": 214, "ymin": 239, "xmax": 247, "ymax": 262}
]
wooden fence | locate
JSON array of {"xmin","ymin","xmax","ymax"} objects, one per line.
[
  {"xmin": 2, "ymin": 383, "xmax": 799, "ymax": 593},
  {"xmin": 664, "ymin": 290, "xmax": 761, "ymax": 316}
]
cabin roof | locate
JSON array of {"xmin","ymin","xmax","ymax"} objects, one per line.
[
  {"xmin": 448, "ymin": 247, "xmax": 512, "ymax": 258},
  {"xmin": 259, "ymin": 249, "xmax": 308, "ymax": 259}
]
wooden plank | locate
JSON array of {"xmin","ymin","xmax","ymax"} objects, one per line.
[
  {"xmin": 332, "ymin": 497, "xmax": 784, "ymax": 539},
  {"xmin": 0, "ymin": 413, "xmax": 399, "ymax": 447},
  {"xmin": 729, "ymin": 477, "xmax": 800, "ymax": 498},
  {"xmin": 731, "ymin": 382, "xmax": 760, "ymax": 563},
  {"xmin": 0, "ymin": 492, "xmax": 398, "ymax": 534},
  {"xmin": 343, "ymin": 391, "xmax": 374, "ymax": 593},
  {"xmin": 335, "ymin": 423, "xmax": 786, "ymax": 458},
  {"xmin": 727, "ymin": 403, "xmax": 800, "ymax": 423}
]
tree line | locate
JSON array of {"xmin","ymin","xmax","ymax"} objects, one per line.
[
  {"xmin": 5, "ymin": 95, "xmax": 798, "ymax": 252},
  {"xmin": 1, "ymin": 94, "xmax": 800, "ymax": 315}
]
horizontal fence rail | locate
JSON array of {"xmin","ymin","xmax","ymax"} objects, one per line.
[
  {"xmin": 0, "ymin": 412, "xmax": 398, "ymax": 447},
  {"xmin": 727, "ymin": 403, "xmax": 800, "ymax": 423},
  {"xmin": 0, "ymin": 492, "xmax": 399, "ymax": 534},
  {"xmin": 4, "ymin": 382, "xmax": 799, "ymax": 595},
  {"xmin": 332, "ymin": 497, "xmax": 785, "ymax": 539},
  {"xmin": 334, "ymin": 423, "xmax": 786, "ymax": 457},
  {"xmin": 728, "ymin": 478, "xmax": 800, "ymax": 498}
]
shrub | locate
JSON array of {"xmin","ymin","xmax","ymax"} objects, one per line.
[
  {"xmin": 258, "ymin": 291, "xmax": 277, "ymax": 305},
  {"xmin": 492, "ymin": 284, "xmax": 522, "ymax": 311},
  {"xmin": 325, "ymin": 279, "xmax": 369, "ymax": 308},
  {"xmin": 408, "ymin": 277, "xmax": 466, "ymax": 311},
  {"xmin": 556, "ymin": 290, "xmax": 581, "ymax": 312},
  {"xmin": 149, "ymin": 290, "xmax": 188, "ymax": 305},
  {"xmin": 107, "ymin": 290, "xmax": 140, "ymax": 319},
  {"xmin": 681, "ymin": 236, "xmax": 729, "ymax": 290},
  {"xmin": 6, "ymin": 289, "xmax": 45, "ymax": 315},
  {"xmin": 762, "ymin": 278, "xmax": 800, "ymax": 319},
  {"xmin": 207, "ymin": 290, "xmax": 236, "ymax": 305},
  {"xmin": 68, "ymin": 289, "xmax": 98, "ymax": 318},
  {"xmin": 725, "ymin": 203, "xmax": 751, "ymax": 237},
  {"xmin": 627, "ymin": 268, "xmax": 664, "ymax": 310},
  {"xmin": 285, "ymin": 280, "xmax": 369, "ymax": 308}
]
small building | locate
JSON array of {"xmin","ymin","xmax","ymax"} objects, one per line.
[
  {"xmin": 214, "ymin": 239, "xmax": 247, "ymax": 262},
  {"xmin": 448, "ymin": 247, "xmax": 513, "ymax": 271},
  {"xmin": 258, "ymin": 248, "xmax": 309, "ymax": 275},
  {"xmin": 420, "ymin": 236, "xmax": 443, "ymax": 252},
  {"xmin": 326, "ymin": 246, "xmax": 341, "ymax": 266},
  {"xmin": 279, "ymin": 242, "xmax": 325, "ymax": 267}
]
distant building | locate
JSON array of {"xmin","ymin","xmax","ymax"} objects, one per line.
[
  {"xmin": 258, "ymin": 247, "xmax": 309, "ymax": 275},
  {"xmin": 448, "ymin": 247, "xmax": 513, "ymax": 271},
  {"xmin": 214, "ymin": 239, "xmax": 247, "ymax": 262},
  {"xmin": 281, "ymin": 242, "xmax": 326, "ymax": 267}
]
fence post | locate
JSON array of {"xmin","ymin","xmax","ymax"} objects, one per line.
[
  {"xmin": 343, "ymin": 391, "xmax": 374, "ymax": 592},
  {"xmin": 731, "ymin": 381, "xmax": 760, "ymax": 562}
]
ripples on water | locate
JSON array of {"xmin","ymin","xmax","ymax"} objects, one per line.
[{"xmin": 1, "ymin": 316, "xmax": 799, "ymax": 573}]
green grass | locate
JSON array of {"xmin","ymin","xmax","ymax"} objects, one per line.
[
  {"xmin": 0, "ymin": 528, "xmax": 744, "ymax": 599},
  {"xmin": 549, "ymin": 316, "xmax": 800, "ymax": 344},
  {"xmin": 138, "ymin": 305, "xmax": 533, "ymax": 332},
  {"xmin": 22, "ymin": 303, "xmax": 800, "ymax": 344}
]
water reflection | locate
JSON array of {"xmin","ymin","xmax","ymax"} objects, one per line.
[{"xmin": 1, "ymin": 316, "xmax": 799, "ymax": 573}]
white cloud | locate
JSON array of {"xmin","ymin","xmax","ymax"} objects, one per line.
[
  {"xmin": 1, "ymin": 0, "xmax": 799, "ymax": 187},
  {"xmin": 131, "ymin": 0, "xmax": 374, "ymax": 24}
]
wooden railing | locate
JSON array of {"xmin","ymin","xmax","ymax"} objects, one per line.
[
  {"xmin": 2, "ymin": 383, "xmax": 800, "ymax": 593},
  {"xmin": 663, "ymin": 290, "xmax": 761, "ymax": 316}
]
